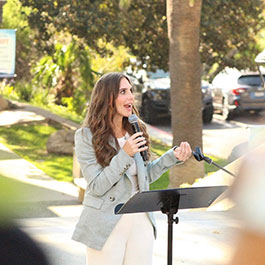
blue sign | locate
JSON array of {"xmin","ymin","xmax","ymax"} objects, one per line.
[{"xmin": 0, "ymin": 29, "xmax": 16, "ymax": 78}]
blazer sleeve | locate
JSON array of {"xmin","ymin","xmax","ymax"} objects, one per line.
[
  {"xmin": 146, "ymin": 147, "xmax": 183, "ymax": 184},
  {"xmin": 74, "ymin": 127, "xmax": 135, "ymax": 196}
]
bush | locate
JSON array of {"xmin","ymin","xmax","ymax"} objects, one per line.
[{"xmin": 14, "ymin": 81, "xmax": 33, "ymax": 101}]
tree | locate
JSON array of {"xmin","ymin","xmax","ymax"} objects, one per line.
[
  {"xmin": 20, "ymin": 0, "xmax": 265, "ymax": 75},
  {"xmin": 201, "ymin": 0, "xmax": 265, "ymax": 79},
  {"xmin": 167, "ymin": 0, "xmax": 204, "ymax": 187},
  {"xmin": 19, "ymin": 0, "xmax": 265, "ymax": 186}
]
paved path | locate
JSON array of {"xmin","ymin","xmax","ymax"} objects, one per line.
[
  {"xmin": 0, "ymin": 103, "xmax": 238, "ymax": 265},
  {"xmin": 0, "ymin": 101, "xmax": 80, "ymax": 129},
  {"xmin": 155, "ymin": 111, "xmax": 265, "ymax": 160},
  {"xmin": 17, "ymin": 211, "xmax": 238, "ymax": 265},
  {"xmin": 151, "ymin": 115, "xmax": 251, "ymax": 160},
  {"xmin": 0, "ymin": 142, "xmax": 80, "ymax": 218}
]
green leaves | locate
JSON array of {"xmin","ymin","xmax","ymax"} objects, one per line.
[
  {"xmin": 19, "ymin": 0, "xmax": 265, "ymax": 76},
  {"xmin": 201, "ymin": 0, "xmax": 265, "ymax": 78},
  {"xmin": 31, "ymin": 39, "xmax": 94, "ymax": 113}
]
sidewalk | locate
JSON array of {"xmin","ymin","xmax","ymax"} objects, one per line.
[
  {"xmin": 0, "ymin": 142, "xmax": 80, "ymax": 218},
  {"xmin": 0, "ymin": 104, "xmax": 237, "ymax": 264},
  {"xmin": 17, "ymin": 210, "xmax": 237, "ymax": 265},
  {"xmin": 0, "ymin": 101, "xmax": 80, "ymax": 129}
]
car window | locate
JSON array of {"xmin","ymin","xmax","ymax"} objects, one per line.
[{"xmin": 238, "ymin": 75, "xmax": 265, "ymax": 86}]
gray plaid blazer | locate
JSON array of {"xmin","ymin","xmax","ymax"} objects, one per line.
[{"xmin": 72, "ymin": 127, "xmax": 182, "ymax": 250}]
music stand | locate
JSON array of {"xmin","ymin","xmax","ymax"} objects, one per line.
[{"xmin": 115, "ymin": 186, "xmax": 227, "ymax": 265}]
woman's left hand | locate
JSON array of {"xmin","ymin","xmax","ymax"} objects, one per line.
[{"xmin": 173, "ymin": 142, "xmax": 192, "ymax": 162}]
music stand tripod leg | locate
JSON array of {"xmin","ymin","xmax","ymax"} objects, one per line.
[{"xmin": 161, "ymin": 196, "xmax": 180, "ymax": 265}]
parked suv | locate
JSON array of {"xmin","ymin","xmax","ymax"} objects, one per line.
[
  {"xmin": 138, "ymin": 75, "xmax": 213, "ymax": 124},
  {"xmin": 211, "ymin": 69, "xmax": 265, "ymax": 120}
]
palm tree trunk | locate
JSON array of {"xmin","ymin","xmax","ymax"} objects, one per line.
[{"xmin": 167, "ymin": 0, "xmax": 204, "ymax": 187}]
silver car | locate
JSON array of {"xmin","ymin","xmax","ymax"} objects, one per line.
[{"xmin": 211, "ymin": 69, "xmax": 265, "ymax": 120}]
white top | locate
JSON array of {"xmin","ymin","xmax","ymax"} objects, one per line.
[{"xmin": 117, "ymin": 132, "xmax": 139, "ymax": 194}]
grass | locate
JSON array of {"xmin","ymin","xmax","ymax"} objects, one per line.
[
  {"xmin": 34, "ymin": 102, "xmax": 84, "ymax": 124},
  {"xmin": 0, "ymin": 123, "xmax": 73, "ymax": 182},
  {"xmin": 149, "ymin": 140, "xmax": 171, "ymax": 190},
  {"xmin": 0, "ymin": 123, "xmax": 228, "ymax": 188}
]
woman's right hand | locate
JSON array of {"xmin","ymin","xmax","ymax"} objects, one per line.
[{"xmin": 123, "ymin": 132, "xmax": 148, "ymax": 157}]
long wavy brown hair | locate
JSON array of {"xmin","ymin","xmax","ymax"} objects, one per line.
[{"xmin": 82, "ymin": 72, "xmax": 150, "ymax": 167}]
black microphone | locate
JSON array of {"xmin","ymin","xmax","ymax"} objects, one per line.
[
  {"xmin": 192, "ymin": 146, "xmax": 236, "ymax": 177},
  {"xmin": 128, "ymin": 114, "xmax": 148, "ymax": 162}
]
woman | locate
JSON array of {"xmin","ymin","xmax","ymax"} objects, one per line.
[{"xmin": 72, "ymin": 72, "xmax": 192, "ymax": 265}]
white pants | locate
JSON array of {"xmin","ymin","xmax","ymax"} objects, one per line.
[{"xmin": 86, "ymin": 213, "xmax": 154, "ymax": 265}]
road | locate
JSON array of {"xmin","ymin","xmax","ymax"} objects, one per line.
[{"xmin": 152, "ymin": 111, "xmax": 265, "ymax": 160}]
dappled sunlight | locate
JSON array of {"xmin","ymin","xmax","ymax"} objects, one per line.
[{"xmin": 0, "ymin": 110, "xmax": 45, "ymax": 126}]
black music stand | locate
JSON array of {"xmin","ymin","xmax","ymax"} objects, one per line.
[{"xmin": 115, "ymin": 186, "xmax": 227, "ymax": 265}]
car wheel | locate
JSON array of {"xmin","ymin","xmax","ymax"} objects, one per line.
[
  {"xmin": 141, "ymin": 99, "xmax": 157, "ymax": 124},
  {"xmin": 203, "ymin": 106, "xmax": 213, "ymax": 123},
  {"xmin": 222, "ymin": 99, "xmax": 234, "ymax": 120}
]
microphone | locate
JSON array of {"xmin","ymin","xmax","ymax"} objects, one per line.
[
  {"xmin": 128, "ymin": 114, "xmax": 148, "ymax": 162},
  {"xmin": 193, "ymin": 146, "xmax": 236, "ymax": 177}
]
